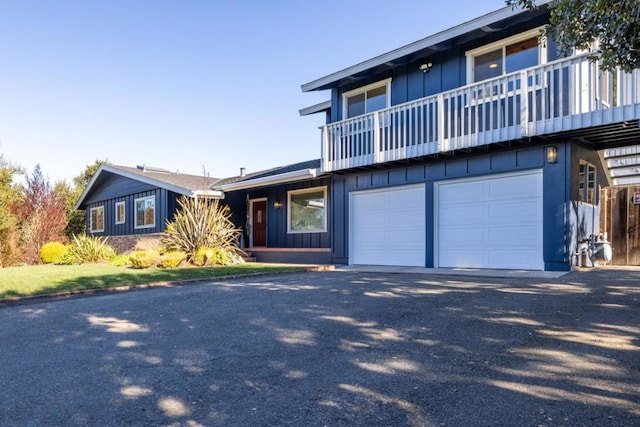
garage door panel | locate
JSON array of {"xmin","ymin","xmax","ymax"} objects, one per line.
[
  {"xmin": 439, "ymin": 181, "xmax": 488, "ymax": 203},
  {"xmin": 440, "ymin": 226, "xmax": 485, "ymax": 243},
  {"xmin": 439, "ymin": 249, "xmax": 487, "ymax": 267},
  {"xmin": 351, "ymin": 185, "xmax": 425, "ymax": 267},
  {"xmin": 488, "ymin": 250, "xmax": 541, "ymax": 269},
  {"xmin": 438, "ymin": 171, "xmax": 544, "ymax": 270},
  {"xmin": 488, "ymin": 225, "xmax": 541, "ymax": 243}
]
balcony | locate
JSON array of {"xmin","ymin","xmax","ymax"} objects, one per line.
[{"xmin": 321, "ymin": 54, "xmax": 640, "ymax": 172}]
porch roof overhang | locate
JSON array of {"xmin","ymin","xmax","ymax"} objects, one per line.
[
  {"xmin": 214, "ymin": 168, "xmax": 318, "ymax": 192},
  {"xmin": 299, "ymin": 100, "xmax": 331, "ymax": 116},
  {"xmin": 300, "ymin": 1, "xmax": 552, "ymax": 92}
]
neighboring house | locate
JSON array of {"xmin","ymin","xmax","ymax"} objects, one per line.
[
  {"xmin": 212, "ymin": 160, "xmax": 332, "ymax": 264},
  {"xmin": 76, "ymin": 164, "xmax": 221, "ymax": 252},
  {"xmin": 298, "ymin": 1, "xmax": 640, "ymax": 270}
]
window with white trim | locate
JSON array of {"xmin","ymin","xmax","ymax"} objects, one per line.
[
  {"xmin": 466, "ymin": 29, "xmax": 547, "ymax": 84},
  {"xmin": 288, "ymin": 186, "xmax": 327, "ymax": 233},
  {"xmin": 343, "ymin": 78, "xmax": 391, "ymax": 119},
  {"xmin": 579, "ymin": 161, "xmax": 597, "ymax": 204},
  {"xmin": 90, "ymin": 206, "xmax": 104, "ymax": 232},
  {"xmin": 115, "ymin": 201, "xmax": 125, "ymax": 224},
  {"xmin": 135, "ymin": 196, "xmax": 155, "ymax": 229}
]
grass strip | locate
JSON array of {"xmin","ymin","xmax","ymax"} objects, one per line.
[{"xmin": 0, "ymin": 264, "xmax": 307, "ymax": 299}]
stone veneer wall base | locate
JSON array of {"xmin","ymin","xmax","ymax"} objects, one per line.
[{"xmin": 105, "ymin": 233, "xmax": 165, "ymax": 254}]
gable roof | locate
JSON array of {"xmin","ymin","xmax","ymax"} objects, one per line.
[
  {"xmin": 212, "ymin": 159, "xmax": 322, "ymax": 192},
  {"xmin": 301, "ymin": 1, "xmax": 552, "ymax": 92},
  {"xmin": 75, "ymin": 164, "xmax": 222, "ymax": 209}
]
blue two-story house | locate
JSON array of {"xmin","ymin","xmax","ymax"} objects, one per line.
[{"xmin": 297, "ymin": 1, "xmax": 640, "ymax": 271}]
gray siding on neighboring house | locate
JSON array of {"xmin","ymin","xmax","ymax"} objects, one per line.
[
  {"xmin": 223, "ymin": 177, "xmax": 332, "ymax": 249},
  {"xmin": 330, "ymin": 144, "xmax": 572, "ymax": 270},
  {"xmin": 85, "ymin": 188, "xmax": 180, "ymax": 236}
]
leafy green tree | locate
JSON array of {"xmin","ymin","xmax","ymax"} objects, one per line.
[
  {"xmin": 0, "ymin": 155, "xmax": 23, "ymax": 266},
  {"xmin": 507, "ymin": 0, "xmax": 640, "ymax": 71}
]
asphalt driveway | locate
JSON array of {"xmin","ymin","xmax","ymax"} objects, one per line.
[{"xmin": 0, "ymin": 269, "xmax": 638, "ymax": 426}]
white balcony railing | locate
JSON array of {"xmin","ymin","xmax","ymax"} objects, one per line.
[{"xmin": 321, "ymin": 54, "xmax": 640, "ymax": 172}]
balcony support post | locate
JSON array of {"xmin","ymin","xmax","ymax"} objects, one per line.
[
  {"xmin": 437, "ymin": 94, "xmax": 445, "ymax": 151},
  {"xmin": 373, "ymin": 112, "xmax": 381, "ymax": 164},
  {"xmin": 520, "ymin": 70, "xmax": 529, "ymax": 136},
  {"xmin": 322, "ymin": 126, "xmax": 331, "ymax": 173}
]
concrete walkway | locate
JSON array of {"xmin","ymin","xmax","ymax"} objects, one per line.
[{"xmin": 335, "ymin": 264, "xmax": 569, "ymax": 279}]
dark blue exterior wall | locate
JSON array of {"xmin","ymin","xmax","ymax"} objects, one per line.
[
  {"xmin": 223, "ymin": 177, "xmax": 332, "ymax": 250},
  {"xmin": 84, "ymin": 186, "xmax": 180, "ymax": 236},
  {"xmin": 83, "ymin": 174, "xmax": 156, "ymax": 205},
  {"xmin": 329, "ymin": 13, "xmax": 557, "ymax": 124},
  {"xmin": 331, "ymin": 144, "xmax": 575, "ymax": 270}
]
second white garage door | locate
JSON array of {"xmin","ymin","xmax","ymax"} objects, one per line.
[
  {"xmin": 436, "ymin": 170, "xmax": 544, "ymax": 270},
  {"xmin": 350, "ymin": 184, "xmax": 426, "ymax": 267}
]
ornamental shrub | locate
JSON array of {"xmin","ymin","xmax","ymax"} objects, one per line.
[
  {"xmin": 192, "ymin": 247, "xmax": 214, "ymax": 267},
  {"xmin": 159, "ymin": 251, "xmax": 187, "ymax": 268},
  {"xmin": 162, "ymin": 197, "xmax": 242, "ymax": 263},
  {"xmin": 40, "ymin": 242, "xmax": 69, "ymax": 264},
  {"xmin": 129, "ymin": 249, "xmax": 160, "ymax": 269},
  {"xmin": 109, "ymin": 254, "xmax": 131, "ymax": 267},
  {"xmin": 55, "ymin": 235, "xmax": 116, "ymax": 265}
]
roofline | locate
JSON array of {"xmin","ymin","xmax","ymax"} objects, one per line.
[
  {"xmin": 214, "ymin": 168, "xmax": 318, "ymax": 192},
  {"xmin": 75, "ymin": 164, "xmax": 219, "ymax": 209},
  {"xmin": 299, "ymin": 100, "xmax": 331, "ymax": 116},
  {"xmin": 301, "ymin": 1, "xmax": 551, "ymax": 92}
]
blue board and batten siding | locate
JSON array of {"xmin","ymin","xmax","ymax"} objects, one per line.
[
  {"xmin": 331, "ymin": 144, "xmax": 572, "ymax": 271},
  {"xmin": 85, "ymin": 188, "xmax": 180, "ymax": 236},
  {"xmin": 224, "ymin": 177, "xmax": 332, "ymax": 250},
  {"xmin": 329, "ymin": 14, "xmax": 556, "ymax": 124}
]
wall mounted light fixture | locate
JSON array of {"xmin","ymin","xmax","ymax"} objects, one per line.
[
  {"xmin": 419, "ymin": 62, "xmax": 433, "ymax": 73},
  {"xmin": 273, "ymin": 200, "xmax": 282, "ymax": 209},
  {"xmin": 546, "ymin": 146, "xmax": 558, "ymax": 164}
]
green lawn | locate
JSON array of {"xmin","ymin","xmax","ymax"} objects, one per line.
[{"xmin": 0, "ymin": 263, "xmax": 308, "ymax": 299}]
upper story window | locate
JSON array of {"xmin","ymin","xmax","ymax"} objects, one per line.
[
  {"xmin": 579, "ymin": 161, "xmax": 597, "ymax": 204},
  {"xmin": 466, "ymin": 29, "xmax": 546, "ymax": 84},
  {"xmin": 115, "ymin": 201, "xmax": 125, "ymax": 224},
  {"xmin": 343, "ymin": 78, "xmax": 391, "ymax": 119},
  {"xmin": 135, "ymin": 196, "xmax": 155, "ymax": 229},
  {"xmin": 90, "ymin": 206, "xmax": 104, "ymax": 233}
]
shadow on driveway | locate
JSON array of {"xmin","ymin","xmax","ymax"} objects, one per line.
[{"xmin": 0, "ymin": 268, "xmax": 638, "ymax": 426}]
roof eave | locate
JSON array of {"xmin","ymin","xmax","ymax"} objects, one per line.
[
  {"xmin": 301, "ymin": 1, "xmax": 551, "ymax": 92},
  {"xmin": 299, "ymin": 100, "xmax": 331, "ymax": 116},
  {"xmin": 75, "ymin": 164, "xmax": 205, "ymax": 209},
  {"xmin": 215, "ymin": 168, "xmax": 319, "ymax": 192}
]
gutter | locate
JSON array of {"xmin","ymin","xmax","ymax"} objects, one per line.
[{"xmin": 214, "ymin": 168, "xmax": 318, "ymax": 192}]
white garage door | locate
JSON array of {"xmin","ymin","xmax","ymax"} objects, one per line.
[
  {"xmin": 350, "ymin": 184, "xmax": 426, "ymax": 267},
  {"xmin": 437, "ymin": 170, "xmax": 544, "ymax": 270}
]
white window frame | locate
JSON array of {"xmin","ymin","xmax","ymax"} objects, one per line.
[
  {"xmin": 579, "ymin": 161, "xmax": 597, "ymax": 205},
  {"xmin": 134, "ymin": 196, "xmax": 156, "ymax": 229},
  {"xmin": 466, "ymin": 28, "xmax": 547, "ymax": 84},
  {"xmin": 287, "ymin": 186, "xmax": 328, "ymax": 234},
  {"xmin": 342, "ymin": 78, "xmax": 392, "ymax": 119},
  {"xmin": 115, "ymin": 201, "xmax": 125, "ymax": 225},
  {"xmin": 90, "ymin": 206, "xmax": 104, "ymax": 233}
]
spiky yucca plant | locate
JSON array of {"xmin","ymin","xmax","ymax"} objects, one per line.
[{"xmin": 162, "ymin": 197, "xmax": 242, "ymax": 262}]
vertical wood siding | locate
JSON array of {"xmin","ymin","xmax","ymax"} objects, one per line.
[
  {"xmin": 85, "ymin": 188, "xmax": 177, "ymax": 236},
  {"xmin": 330, "ymin": 144, "xmax": 574, "ymax": 270},
  {"xmin": 601, "ymin": 185, "xmax": 640, "ymax": 265},
  {"xmin": 223, "ymin": 177, "xmax": 331, "ymax": 249},
  {"xmin": 330, "ymin": 14, "xmax": 554, "ymax": 125}
]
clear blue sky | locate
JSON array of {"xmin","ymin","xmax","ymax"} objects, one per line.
[{"xmin": 0, "ymin": 0, "xmax": 507, "ymax": 184}]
